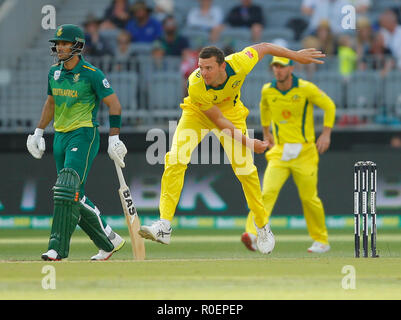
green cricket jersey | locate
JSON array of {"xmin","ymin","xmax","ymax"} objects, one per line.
[{"xmin": 47, "ymin": 56, "xmax": 114, "ymax": 132}]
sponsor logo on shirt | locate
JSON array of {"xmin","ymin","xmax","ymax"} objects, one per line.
[
  {"xmin": 282, "ymin": 110, "xmax": 292, "ymax": 119},
  {"xmin": 102, "ymin": 78, "xmax": 110, "ymax": 88},
  {"xmin": 245, "ymin": 50, "xmax": 253, "ymax": 59},
  {"xmin": 52, "ymin": 88, "xmax": 78, "ymax": 98}
]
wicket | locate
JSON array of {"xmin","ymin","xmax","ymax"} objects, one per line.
[{"xmin": 354, "ymin": 161, "xmax": 378, "ymax": 258}]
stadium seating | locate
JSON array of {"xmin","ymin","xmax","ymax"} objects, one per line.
[
  {"xmin": 346, "ymin": 71, "xmax": 379, "ymax": 121},
  {"xmin": 383, "ymin": 71, "xmax": 401, "ymax": 119},
  {"xmin": 1, "ymin": 0, "xmax": 401, "ymax": 133},
  {"xmin": 147, "ymin": 72, "xmax": 184, "ymax": 121}
]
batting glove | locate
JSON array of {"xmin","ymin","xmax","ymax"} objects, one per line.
[
  {"xmin": 108, "ymin": 135, "xmax": 127, "ymax": 168},
  {"xmin": 27, "ymin": 128, "xmax": 46, "ymax": 159}
]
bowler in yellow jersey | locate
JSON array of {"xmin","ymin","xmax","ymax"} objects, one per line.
[
  {"xmin": 139, "ymin": 44, "xmax": 325, "ymax": 255},
  {"xmin": 241, "ymin": 56, "xmax": 336, "ymax": 253}
]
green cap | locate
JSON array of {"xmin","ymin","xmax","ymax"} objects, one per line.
[{"xmin": 49, "ymin": 24, "xmax": 85, "ymax": 44}]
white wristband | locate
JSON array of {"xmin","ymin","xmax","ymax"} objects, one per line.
[{"xmin": 34, "ymin": 128, "xmax": 44, "ymax": 136}]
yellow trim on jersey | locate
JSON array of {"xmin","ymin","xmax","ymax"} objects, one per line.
[{"xmin": 83, "ymin": 65, "xmax": 96, "ymax": 72}]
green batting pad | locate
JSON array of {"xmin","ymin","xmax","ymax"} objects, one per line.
[
  {"xmin": 48, "ymin": 168, "xmax": 81, "ymax": 258},
  {"xmin": 79, "ymin": 197, "xmax": 114, "ymax": 252}
]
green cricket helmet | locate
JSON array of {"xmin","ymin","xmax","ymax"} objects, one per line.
[{"xmin": 49, "ymin": 24, "xmax": 85, "ymax": 62}]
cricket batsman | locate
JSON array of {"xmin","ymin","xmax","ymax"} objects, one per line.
[
  {"xmin": 26, "ymin": 24, "xmax": 128, "ymax": 261},
  {"xmin": 241, "ymin": 56, "xmax": 336, "ymax": 253},
  {"xmin": 139, "ymin": 43, "xmax": 325, "ymax": 254}
]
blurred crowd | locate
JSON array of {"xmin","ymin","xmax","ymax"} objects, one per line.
[{"xmin": 81, "ymin": 0, "xmax": 401, "ymax": 81}]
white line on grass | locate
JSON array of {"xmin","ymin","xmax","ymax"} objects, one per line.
[{"xmin": 1, "ymin": 234, "xmax": 401, "ymax": 244}]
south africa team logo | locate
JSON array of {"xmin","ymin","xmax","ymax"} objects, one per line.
[
  {"xmin": 73, "ymin": 73, "xmax": 80, "ymax": 82},
  {"xmin": 57, "ymin": 27, "xmax": 63, "ymax": 37}
]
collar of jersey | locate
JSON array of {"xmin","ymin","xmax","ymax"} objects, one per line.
[
  {"xmin": 271, "ymin": 74, "xmax": 299, "ymax": 95},
  {"xmin": 205, "ymin": 62, "xmax": 235, "ymax": 91},
  {"xmin": 60, "ymin": 55, "xmax": 85, "ymax": 73}
]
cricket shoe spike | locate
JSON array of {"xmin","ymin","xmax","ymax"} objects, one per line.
[
  {"xmin": 256, "ymin": 223, "xmax": 275, "ymax": 254},
  {"xmin": 241, "ymin": 232, "xmax": 257, "ymax": 251},
  {"xmin": 41, "ymin": 249, "xmax": 62, "ymax": 261},
  {"xmin": 91, "ymin": 232, "xmax": 126, "ymax": 261},
  {"xmin": 139, "ymin": 220, "xmax": 171, "ymax": 244},
  {"xmin": 307, "ymin": 241, "xmax": 330, "ymax": 253}
]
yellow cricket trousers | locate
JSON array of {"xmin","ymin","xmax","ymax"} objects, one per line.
[
  {"xmin": 246, "ymin": 143, "xmax": 329, "ymax": 244},
  {"xmin": 160, "ymin": 108, "xmax": 268, "ymax": 228}
]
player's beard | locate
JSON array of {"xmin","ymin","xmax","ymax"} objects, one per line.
[{"xmin": 276, "ymin": 73, "xmax": 291, "ymax": 83}]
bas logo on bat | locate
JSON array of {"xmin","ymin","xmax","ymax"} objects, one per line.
[{"xmin": 123, "ymin": 189, "xmax": 136, "ymax": 215}]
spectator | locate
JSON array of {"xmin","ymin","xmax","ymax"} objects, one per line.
[
  {"xmin": 125, "ymin": 1, "xmax": 163, "ymax": 43},
  {"xmin": 379, "ymin": 9, "xmax": 401, "ymax": 70},
  {"xmin": 83, "ymin": 15, "xmax": 114, "ymax": 57},
  {"xmin": 100, "ymin": 0, "xmax": 130, "ymax": 30},
  {"xmin": 300, "ymin": 35, "xmax": 321, "ymax": 77},
  {"xmin": 153, "ymin": 0, "xmax": 174, "ymax": 23},
  {"xmin": 356, "ymin": 17, "xmax": 373, "ymax": 58},
  {"xmin": 186, "ymin": 0, "xmax": 224, "ymax": 43},
  {"xmin": 301, "ymin": 0, "xmax": 349, "ymax": 35},
  {"xmin": 180, "ymin": 49, "xmax": 199, "ymax": 80},
  {"xmin": 359, "ymin": 32, "xmax": 395, "ymax": 78},
  {"xmin": 315, "ymin": 20, "xmax": 336, "ymax": 57},
  {"xmin": 347, "ymin": 0, "xmax": 371, "ymax": 15},
  {"xmin": 151, "ymin": 40, "xmax": 168, "ymax": 71},
  {"xmin": 113, "ymin": 30, "xmax": 137, "ymax": 72},
  {"xmin": 225, "ymin": 0, "xmax": 265, "ymax": 42},
  {"xmin": 337, "ymin": 34, "xmax": 357, "ymax": 78},
  {"xmin": 159, "ymin": 15, "xmax": 190, "ymax": 56}
]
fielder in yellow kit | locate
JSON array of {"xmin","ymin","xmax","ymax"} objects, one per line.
[
  {"xmin": 139, "ymin": 44, "xmax": 325, "ymax": 254},
  {"xmin": 241, "ymin": 56, "xmax": 336, "ymax": 253}
]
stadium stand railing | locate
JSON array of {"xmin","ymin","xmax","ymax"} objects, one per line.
[{"xmin": 1, "ymin": 53, "xmax": 400, "ymax": 133}]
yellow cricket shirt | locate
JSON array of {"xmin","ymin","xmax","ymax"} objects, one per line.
[
  {"xmin": 260, "ymin": 75, "xmax": 336, "ymax": 144},
  {"xmin": 180, "ymin": 47, "xmax": 259, "ymax": 120}
]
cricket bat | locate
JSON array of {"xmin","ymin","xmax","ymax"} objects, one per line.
[{"xmin": 114, "ymin": 161, "xmax": 145, "ymax": 260}]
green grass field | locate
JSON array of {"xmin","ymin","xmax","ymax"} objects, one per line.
[{"xmin": 0, "ymin": 228, "xmax": 400, "ymax": 300}]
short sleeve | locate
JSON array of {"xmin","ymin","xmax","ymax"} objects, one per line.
[
  {"xmin": 229, "ymin": 47, "xmax": 259, "ymax": 75},
  {"xmin": 91, "ymin": 69, "xmax": 114, "ymax": 100}
]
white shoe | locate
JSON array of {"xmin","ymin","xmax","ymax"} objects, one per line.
[
  {"xmin": 307, "ymin": 241, "xmax": 330, "ymax": 253},
  {"xmin": 41, "ymin": 249, "xmax": 62, "ymax": 261},
  {"xmin": 91, "ymin": 232, "xmax": 126, "ymax": 261},
  {"xmin": 139, "ymin": 220, "xmax": 172, "ymax": 244},
  {"xmin": 256, "ymin": 224, "xmax": 275, "ymax": 254},
  {"xmin": 241, "ymin": 232, "xmax": 258, "ymax": 251}
]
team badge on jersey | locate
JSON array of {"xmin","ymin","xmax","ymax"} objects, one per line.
[
  {"xmin": 232, "ymin": 80, "xmax": 241, "ymax": 88},
  {"xmin": 54, "ymin": 70, "xmax": 61, "ymax": 80},
  {"xmin": 73, "ymin": 73, "xmax": 80, "ymax": 82},
  {"xmin": 102, "ymin": 78, "xmax": 110, "ymax": 88}
]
